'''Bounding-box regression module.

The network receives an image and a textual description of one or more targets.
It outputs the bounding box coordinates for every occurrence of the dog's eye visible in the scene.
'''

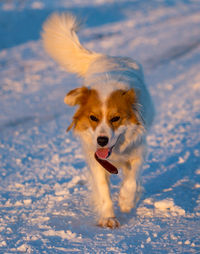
[90,115,99,122]
[110,116,120,123]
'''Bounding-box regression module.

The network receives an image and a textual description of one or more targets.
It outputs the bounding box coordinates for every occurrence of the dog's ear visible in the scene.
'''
[122,89,141,125]
[65,86,90,132]
[64,86,90,106]
[123,88,137,105]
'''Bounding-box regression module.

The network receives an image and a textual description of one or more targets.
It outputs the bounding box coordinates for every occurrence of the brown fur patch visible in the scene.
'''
[64,87,90,106]
[68,88,103,131]
[67,87,140,132]
[106,89,139,130]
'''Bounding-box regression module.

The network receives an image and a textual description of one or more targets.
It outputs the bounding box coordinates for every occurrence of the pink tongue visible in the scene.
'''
[96,148,109,159]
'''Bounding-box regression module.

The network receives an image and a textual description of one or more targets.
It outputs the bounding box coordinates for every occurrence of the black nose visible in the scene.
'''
[97,136,109,147]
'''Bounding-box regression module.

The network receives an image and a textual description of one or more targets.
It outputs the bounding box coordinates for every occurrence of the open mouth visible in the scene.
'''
[95,147,112,160]
[94,146,118,174]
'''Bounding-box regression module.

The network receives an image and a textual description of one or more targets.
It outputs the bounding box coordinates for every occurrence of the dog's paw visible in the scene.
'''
[98,217,120,229]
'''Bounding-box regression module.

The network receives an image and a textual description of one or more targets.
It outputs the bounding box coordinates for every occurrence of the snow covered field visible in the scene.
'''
[0,0,200,253]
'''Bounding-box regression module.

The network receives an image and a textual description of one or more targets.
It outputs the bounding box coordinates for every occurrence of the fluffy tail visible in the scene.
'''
[42,13,101,77]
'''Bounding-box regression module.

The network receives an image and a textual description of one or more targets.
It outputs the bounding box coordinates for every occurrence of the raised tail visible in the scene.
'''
[42,13,101,77]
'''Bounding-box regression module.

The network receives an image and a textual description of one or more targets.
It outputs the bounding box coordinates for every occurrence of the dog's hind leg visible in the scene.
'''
[119,157,143,213]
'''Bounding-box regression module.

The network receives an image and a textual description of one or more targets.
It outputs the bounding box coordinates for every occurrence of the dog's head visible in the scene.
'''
[64,86,143,158]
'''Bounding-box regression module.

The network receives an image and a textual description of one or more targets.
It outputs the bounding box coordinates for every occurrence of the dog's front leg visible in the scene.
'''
[119,157,143,213]
[89,157,120,228]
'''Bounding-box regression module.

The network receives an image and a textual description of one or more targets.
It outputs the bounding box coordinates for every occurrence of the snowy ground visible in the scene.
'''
[0,0,200,253]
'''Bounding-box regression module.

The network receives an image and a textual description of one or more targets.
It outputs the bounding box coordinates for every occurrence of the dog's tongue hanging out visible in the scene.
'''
[95,148,110,159]
[95,148,118,174]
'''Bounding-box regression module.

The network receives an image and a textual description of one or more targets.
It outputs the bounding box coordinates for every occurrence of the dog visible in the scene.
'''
[42,13,154,228]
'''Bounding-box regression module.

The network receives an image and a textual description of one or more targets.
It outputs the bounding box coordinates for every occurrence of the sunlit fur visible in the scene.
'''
[42,13,154,229]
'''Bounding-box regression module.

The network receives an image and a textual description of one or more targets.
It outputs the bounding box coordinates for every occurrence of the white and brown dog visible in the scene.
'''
[42,13,154,228]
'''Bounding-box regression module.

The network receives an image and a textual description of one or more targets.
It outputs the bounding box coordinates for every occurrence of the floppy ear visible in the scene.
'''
[123,88,137,105]
[64,86,90,132]
[123,89,141,125]
[64,86,90,106]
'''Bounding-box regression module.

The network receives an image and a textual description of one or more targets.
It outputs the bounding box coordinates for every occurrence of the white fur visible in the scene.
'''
[42,13,154,228]
[42,13,101,77]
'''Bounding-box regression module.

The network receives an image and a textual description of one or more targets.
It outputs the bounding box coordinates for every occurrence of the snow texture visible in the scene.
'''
[0,0,200,253]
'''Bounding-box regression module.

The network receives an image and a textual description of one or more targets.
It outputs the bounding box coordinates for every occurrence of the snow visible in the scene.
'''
[0,0,200,253]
